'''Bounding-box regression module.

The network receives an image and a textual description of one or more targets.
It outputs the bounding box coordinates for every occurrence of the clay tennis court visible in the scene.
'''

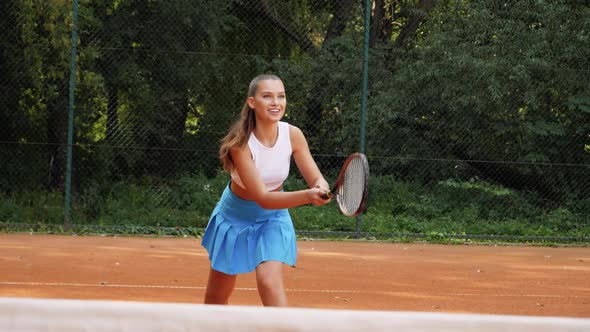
[1,233,588,318]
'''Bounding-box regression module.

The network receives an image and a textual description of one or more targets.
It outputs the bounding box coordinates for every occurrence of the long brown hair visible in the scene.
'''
[219,74,282,172]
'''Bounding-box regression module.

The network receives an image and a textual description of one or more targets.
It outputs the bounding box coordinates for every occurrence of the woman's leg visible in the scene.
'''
[255,261,288,307]
[204,268,237,304]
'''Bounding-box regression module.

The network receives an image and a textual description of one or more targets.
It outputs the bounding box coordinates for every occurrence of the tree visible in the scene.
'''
[13,0,75,190]
[80,0,232,177]
[0,0,21,143]
[369,0,590,202]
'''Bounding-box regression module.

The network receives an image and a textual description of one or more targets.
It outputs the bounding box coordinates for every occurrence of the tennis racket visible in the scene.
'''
[321,152,369,217]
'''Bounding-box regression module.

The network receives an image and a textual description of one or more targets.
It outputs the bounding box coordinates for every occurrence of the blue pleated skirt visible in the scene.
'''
[201,184,297,275]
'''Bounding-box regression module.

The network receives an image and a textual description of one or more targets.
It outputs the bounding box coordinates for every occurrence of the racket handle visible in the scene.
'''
[321,191,333,200]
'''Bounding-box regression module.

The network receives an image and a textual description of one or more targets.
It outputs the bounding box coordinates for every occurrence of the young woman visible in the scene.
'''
[201,74,331,307]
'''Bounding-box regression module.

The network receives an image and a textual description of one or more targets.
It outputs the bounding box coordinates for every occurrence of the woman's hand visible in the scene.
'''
[308,186,331,206]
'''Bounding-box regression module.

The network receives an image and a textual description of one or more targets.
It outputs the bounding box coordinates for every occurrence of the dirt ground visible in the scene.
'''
[0,233,588,317]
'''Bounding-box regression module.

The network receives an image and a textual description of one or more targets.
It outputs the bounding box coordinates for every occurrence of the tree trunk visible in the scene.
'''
[242,0,317,54]
[303,0,356,142]
[394,0,437,49]
[145,94,188,177]
[105,87,119,142]
[370,0,395,47]
[47,81,69,191]
[0,0,18,143]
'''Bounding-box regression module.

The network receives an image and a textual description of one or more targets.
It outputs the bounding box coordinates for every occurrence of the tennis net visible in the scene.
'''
[2,297,589,332]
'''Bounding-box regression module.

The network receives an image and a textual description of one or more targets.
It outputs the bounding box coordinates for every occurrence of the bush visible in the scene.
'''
[0,174,587,243]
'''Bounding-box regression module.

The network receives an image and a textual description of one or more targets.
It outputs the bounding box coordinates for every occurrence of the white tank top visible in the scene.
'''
[231,121,292,191]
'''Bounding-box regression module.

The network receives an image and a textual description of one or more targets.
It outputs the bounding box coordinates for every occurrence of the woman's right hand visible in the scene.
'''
[308,187,331,206]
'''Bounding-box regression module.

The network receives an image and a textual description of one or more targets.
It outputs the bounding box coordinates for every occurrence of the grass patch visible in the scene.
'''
[0,173,588,244]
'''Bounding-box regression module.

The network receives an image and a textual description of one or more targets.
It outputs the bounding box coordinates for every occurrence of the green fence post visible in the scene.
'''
[356,0,371,238]
[64,0,79,229]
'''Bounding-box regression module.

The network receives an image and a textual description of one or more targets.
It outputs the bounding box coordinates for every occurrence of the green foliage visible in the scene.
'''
[71,173,228,228]
[368,0,590,200]
[1,174,586,243]
[0,191,64,225]
[1,0,589,243]
[360,175,587,241]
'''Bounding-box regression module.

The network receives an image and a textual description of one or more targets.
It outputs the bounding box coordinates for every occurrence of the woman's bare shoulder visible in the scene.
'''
[288,123,305,139]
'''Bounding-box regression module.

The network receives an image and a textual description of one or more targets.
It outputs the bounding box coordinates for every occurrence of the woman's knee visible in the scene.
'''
[256,261,288,306]
[256,261,284,290]
[204,268,237,304]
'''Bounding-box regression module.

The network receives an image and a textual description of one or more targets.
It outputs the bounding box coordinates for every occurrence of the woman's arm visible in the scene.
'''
[230,144,328,209]
[290,125,330,192]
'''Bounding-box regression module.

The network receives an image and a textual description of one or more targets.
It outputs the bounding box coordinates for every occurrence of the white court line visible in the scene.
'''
[0,281,587,299]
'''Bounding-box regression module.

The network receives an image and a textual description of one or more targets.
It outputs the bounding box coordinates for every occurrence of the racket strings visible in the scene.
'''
[338,157,367,215]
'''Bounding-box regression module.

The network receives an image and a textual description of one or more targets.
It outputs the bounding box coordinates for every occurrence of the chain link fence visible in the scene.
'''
[1,0,589,243]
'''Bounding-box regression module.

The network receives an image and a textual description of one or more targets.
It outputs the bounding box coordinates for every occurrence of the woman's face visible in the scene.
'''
[247,79,286,124]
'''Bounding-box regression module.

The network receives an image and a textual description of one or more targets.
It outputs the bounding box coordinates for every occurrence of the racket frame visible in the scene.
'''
[323,152,369,217]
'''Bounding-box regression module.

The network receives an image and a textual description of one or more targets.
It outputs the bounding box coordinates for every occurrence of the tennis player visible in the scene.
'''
[201,74,331,306]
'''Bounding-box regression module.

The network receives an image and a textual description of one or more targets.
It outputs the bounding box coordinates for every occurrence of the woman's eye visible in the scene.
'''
[261,94,285,99]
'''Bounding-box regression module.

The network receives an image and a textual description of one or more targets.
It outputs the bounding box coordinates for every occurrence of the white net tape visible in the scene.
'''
[1,297,589,332]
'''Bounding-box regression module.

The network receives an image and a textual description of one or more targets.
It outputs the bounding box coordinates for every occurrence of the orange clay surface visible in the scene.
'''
[0,233,588,317]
